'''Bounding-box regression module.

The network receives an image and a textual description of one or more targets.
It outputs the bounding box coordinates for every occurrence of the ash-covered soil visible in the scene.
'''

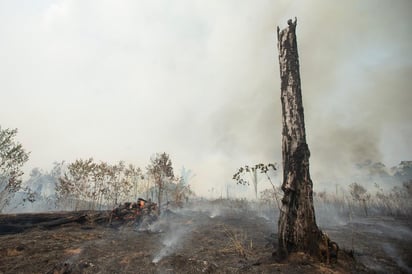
[0,201,410,274]
[323,217,412,274]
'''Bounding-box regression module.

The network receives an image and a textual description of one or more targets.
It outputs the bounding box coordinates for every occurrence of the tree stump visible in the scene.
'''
[277,18,331,261]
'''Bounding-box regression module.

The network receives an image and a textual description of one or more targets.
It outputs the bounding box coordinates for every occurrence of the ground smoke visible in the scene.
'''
[151,219,191,263]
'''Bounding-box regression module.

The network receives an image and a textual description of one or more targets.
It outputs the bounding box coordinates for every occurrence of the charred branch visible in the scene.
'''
[0,211,109,235]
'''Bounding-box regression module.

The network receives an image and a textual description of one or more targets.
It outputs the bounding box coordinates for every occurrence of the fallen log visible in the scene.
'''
[0,211,111,235]
[40,214,87,229]
[0,224,25,235]
[0,212,72,225]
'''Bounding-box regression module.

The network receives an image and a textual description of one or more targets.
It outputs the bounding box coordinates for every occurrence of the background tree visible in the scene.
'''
[106,161,126,207]
[108,161,135,207]
[91,161,111,210]
[174,166,195,205]
[20,164,63,211]
[56,158,143,210]
[56,158,96,210]
[349,182,370,216]
[124,164,144,201]
[147,152,174,213]
[260,188,281,209]
[169,176,193,207]
[0,127,30,212]
[233,163,278,200]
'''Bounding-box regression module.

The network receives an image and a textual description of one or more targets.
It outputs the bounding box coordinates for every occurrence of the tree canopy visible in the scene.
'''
[0,127,30,212]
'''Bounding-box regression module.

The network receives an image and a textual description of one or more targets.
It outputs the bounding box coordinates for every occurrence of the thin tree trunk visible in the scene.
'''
[157,178,162,215]
[253,169,258,199]
[277,18,325,259]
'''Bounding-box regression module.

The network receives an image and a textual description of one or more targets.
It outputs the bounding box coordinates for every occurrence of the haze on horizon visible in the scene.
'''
[1,0,411,196]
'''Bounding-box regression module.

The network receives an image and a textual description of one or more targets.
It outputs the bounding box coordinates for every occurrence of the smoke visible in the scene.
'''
[149,196,279,263]
[349,218,412,273]
[152,221,190,264]
[206,0,412,193]
[0,0,411,196]
[150,208,208,264]
[382,243,412,273]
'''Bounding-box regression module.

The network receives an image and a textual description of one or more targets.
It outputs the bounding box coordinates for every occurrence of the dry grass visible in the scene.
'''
[64,248,82,255]
[5,248,24,257]
[221,225,253,259]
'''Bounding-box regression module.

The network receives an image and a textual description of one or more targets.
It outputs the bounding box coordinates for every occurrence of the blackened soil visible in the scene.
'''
[0,206,409,273]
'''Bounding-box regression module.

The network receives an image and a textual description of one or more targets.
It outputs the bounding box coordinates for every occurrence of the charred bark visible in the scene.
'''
[276,18,329,261]
[0,211,110,235]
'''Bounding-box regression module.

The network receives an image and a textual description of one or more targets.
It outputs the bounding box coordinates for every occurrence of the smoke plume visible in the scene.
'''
[0,0,410,195]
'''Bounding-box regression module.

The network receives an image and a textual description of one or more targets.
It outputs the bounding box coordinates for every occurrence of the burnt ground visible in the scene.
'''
[0,202,411,274]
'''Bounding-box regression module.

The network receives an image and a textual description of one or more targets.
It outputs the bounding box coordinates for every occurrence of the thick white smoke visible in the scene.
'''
[0,0,410,196]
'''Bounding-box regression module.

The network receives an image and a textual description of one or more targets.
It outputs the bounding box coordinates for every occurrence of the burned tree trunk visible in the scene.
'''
[276,18,327,260]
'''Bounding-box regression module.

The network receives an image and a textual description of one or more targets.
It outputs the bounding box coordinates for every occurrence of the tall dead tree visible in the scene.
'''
[276,18,330,260]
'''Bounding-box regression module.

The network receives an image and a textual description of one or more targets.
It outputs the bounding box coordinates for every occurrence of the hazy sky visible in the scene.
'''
[1,0,411,195]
